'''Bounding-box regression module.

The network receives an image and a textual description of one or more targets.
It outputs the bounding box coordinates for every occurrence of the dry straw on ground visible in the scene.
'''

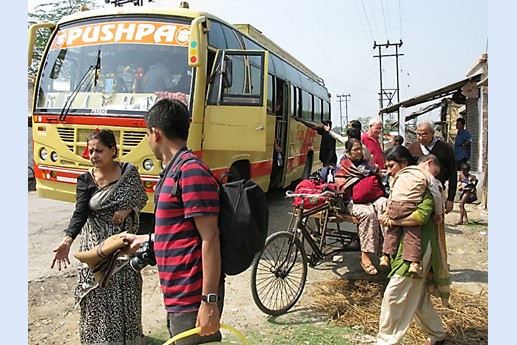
[310,278,487,345]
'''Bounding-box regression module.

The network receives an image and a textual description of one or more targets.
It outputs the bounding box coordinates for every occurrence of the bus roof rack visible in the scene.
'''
[105,0,153,6]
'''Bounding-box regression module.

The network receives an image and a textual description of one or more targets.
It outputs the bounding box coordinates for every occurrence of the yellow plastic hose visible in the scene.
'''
[162,323,251,345]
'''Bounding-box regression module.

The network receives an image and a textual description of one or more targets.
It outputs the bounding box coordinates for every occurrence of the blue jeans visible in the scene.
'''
[166,284,225,345]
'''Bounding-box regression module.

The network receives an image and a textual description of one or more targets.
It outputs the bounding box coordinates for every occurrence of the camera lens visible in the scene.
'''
[129,240,156,271]
[129,256,147,271]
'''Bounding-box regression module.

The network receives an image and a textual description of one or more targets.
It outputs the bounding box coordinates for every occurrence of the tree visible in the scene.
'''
[354,116,393,135]
[354,116,371,133]
[28,0,102,75]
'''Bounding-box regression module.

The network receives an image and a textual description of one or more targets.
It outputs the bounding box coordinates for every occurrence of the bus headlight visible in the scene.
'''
[39,148,48,161]
[143,159,154,171]
[50,151,58,162]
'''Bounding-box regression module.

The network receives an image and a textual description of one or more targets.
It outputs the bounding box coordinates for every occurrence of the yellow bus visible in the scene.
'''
[28,2,331,229]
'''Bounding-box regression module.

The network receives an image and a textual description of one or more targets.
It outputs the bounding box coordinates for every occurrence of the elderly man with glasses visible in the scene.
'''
[408,121,457,214]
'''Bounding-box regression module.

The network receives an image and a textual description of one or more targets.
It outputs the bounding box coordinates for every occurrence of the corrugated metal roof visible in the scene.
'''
[379,73,482,115]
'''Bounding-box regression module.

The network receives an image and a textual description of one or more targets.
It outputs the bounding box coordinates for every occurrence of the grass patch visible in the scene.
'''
[144,328,169,345]
[143,318,375,344]
[225,323,372,344]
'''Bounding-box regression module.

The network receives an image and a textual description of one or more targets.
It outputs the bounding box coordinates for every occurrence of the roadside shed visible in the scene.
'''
[379,54,488,208]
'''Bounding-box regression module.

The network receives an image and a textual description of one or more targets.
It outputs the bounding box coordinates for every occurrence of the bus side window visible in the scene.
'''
[266,74,274,114]
[275,78,284,117]
[291,84,297,118]
[208,52,260,105]
[205,50,217,97]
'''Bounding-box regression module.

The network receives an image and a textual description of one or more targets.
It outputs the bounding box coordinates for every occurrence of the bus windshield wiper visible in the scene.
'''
[93,49,101,86]
[59,49,101,121]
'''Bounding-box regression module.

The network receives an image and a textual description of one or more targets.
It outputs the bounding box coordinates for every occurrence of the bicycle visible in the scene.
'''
[250,187,361,316]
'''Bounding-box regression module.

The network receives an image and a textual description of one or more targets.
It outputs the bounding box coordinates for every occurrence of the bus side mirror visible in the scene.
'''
[222,57,232,88]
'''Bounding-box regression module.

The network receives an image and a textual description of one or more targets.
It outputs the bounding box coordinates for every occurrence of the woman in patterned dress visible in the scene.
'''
[51,129,148,344]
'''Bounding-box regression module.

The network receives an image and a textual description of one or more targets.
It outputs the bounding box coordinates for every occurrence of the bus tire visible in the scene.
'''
[229,160,250,181]
[301,151,313,180]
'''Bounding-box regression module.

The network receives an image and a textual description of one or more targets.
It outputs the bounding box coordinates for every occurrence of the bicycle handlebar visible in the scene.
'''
[285,187,346,199]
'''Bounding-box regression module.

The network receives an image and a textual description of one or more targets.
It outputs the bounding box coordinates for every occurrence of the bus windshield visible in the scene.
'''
[35,19,193,116]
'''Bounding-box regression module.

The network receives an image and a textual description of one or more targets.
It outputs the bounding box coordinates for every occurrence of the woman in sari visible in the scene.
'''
[51,129,148,345]
[335,138,388,275]
[376,146,450,345]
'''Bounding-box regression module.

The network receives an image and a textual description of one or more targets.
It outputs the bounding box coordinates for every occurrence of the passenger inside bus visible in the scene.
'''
[270,88,285,189]
[275,101,282,116]
[142,59,174,93]
[96,60,127,93]
[173,69,192,94]
[269,137,283,189]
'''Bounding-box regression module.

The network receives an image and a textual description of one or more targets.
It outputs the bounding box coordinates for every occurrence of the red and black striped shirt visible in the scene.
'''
[154,151,219,313]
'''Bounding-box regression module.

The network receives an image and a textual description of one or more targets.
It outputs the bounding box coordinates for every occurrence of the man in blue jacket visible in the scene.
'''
[454,117,473,170]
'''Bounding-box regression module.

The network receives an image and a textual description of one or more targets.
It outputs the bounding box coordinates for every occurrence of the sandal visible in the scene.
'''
[379,255,390,269]
[360,260,378,275]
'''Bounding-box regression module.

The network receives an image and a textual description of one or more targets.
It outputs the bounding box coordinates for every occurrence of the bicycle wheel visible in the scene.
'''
[250,231,308,315]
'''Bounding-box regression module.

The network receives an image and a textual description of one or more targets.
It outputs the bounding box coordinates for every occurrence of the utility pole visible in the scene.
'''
[343,93,351,128]
[336,94,347,133]
[373,40,403,128]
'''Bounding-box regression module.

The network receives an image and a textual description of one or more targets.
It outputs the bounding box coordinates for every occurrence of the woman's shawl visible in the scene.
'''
[335,156,378,191]
[86,162,148,241]
[427,220,451,307]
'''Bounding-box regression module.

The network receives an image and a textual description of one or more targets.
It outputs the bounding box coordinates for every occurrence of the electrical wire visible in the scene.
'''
[348,50,378,88]
[358,0,376,43]
[398,0,404,40]
[368,0,381,41]
[399,56,416,97]
[380,0,390,40]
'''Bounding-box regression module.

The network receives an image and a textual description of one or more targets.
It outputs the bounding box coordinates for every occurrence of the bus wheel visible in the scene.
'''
[301,152,313,180]
[229,161,250,181]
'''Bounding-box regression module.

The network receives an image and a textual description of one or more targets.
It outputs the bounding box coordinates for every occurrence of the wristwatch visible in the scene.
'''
[201,293,219,304]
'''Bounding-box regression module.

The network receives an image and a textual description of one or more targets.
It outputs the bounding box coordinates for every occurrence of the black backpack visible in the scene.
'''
[171,154,269,276]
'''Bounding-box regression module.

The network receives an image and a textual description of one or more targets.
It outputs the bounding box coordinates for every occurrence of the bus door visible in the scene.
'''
[274,78,288,187]
[203,50,269,151]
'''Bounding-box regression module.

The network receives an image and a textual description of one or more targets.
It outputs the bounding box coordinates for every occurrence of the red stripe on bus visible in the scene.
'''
[251,160,273,178]
[287,153,307,171]
[33,163,83,183]
[301,129,316,155]
[33,115,147,128]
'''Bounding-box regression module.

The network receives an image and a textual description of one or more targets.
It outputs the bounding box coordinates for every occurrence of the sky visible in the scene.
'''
[28,0,487,129]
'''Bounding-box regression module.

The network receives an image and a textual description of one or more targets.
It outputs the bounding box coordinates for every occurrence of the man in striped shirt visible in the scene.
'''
[123,99,224,344]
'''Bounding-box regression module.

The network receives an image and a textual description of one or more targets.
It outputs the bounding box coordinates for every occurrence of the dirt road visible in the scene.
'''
[28,189,488,344]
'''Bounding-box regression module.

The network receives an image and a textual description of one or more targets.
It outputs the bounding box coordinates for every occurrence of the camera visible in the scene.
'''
[129,239,157,271]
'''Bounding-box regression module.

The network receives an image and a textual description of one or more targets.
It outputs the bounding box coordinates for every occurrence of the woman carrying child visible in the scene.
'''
[376,145,450,345]
[379,153,444,278]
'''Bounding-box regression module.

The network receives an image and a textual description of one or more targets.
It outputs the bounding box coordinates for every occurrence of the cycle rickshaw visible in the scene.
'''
[249,185,362,316]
